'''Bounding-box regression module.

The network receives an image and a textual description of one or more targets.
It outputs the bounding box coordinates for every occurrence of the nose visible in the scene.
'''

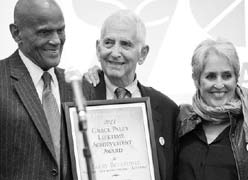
[49,32,61,45]
[214,78,225,89]
[111,44,121,59]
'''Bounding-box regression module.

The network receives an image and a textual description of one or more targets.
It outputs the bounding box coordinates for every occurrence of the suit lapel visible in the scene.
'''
[55,68,73,104]
[138,82,162,123]
[55,68,73,177]
[138,82,165,163]
[9,51,57,161]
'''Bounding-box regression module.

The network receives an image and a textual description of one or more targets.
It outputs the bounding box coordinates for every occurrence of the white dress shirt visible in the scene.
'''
[19,50,61,112]
[104,74,141,99]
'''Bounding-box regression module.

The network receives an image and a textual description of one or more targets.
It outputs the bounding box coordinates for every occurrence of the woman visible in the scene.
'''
[176,39,248,180]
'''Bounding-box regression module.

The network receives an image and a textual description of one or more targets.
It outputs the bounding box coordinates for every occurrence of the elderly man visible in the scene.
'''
[83,10,179,180]
[0,0,73,179]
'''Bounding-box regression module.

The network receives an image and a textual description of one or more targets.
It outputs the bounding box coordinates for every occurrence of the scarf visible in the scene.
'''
[192,85,248,142]
[193,90,241,124]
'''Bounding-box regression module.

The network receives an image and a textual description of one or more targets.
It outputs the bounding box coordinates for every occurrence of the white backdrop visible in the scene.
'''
[0,0,247,104]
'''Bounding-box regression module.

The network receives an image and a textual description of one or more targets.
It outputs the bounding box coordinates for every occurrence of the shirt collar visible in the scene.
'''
[18,50,57,86]
[104,74,139,95]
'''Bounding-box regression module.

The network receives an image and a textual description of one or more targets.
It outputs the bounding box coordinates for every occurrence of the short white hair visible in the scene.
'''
[100,10,146,45]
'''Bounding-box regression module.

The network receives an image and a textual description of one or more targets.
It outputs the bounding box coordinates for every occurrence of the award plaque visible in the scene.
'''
[64,97,160,180]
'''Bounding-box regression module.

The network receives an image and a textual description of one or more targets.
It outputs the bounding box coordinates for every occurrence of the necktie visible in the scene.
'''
[42,72,61,165]
[114,87,131,99]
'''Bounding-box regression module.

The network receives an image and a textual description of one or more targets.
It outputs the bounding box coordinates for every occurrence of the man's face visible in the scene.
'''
[97,20,146,86]
[18,6,65,70]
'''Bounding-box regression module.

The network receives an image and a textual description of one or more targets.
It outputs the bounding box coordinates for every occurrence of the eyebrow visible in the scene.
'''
[222,71,233,74]
[37,24,65,31]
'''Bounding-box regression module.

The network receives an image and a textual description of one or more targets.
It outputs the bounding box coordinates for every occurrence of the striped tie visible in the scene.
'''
[42,72,61,165]
[114,87,131,99]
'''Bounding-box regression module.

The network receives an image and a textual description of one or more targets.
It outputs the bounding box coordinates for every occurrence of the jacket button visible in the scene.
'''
[159,137,165,146]
[51,169,58,176]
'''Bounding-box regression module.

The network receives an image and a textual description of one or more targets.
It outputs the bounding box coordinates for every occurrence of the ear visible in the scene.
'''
[9,24,22,44]
[96,40,101,62]
[138,45,149,65]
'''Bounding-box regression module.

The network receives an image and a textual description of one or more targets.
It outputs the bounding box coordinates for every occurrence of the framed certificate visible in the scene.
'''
[64,97,160,180]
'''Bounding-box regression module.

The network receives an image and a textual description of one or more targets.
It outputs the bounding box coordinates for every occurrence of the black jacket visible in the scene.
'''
[82,71,179,180]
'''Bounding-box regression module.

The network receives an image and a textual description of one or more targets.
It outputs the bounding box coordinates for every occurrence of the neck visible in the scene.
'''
[110,78,130,87]
[109,75,135,87]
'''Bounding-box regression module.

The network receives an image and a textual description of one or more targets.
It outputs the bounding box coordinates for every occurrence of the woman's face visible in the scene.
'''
[199,53,237,107]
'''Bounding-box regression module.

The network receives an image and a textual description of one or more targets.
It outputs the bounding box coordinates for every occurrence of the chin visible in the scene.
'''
[43,61,60,70]
[105,69,124,78]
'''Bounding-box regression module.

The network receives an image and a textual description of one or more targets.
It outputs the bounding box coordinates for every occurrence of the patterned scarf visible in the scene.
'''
[192,90,241,124]
[192,85,248,142]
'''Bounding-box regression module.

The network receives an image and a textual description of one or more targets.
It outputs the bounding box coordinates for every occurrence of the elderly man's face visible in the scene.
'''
[96,20,145,86]
[18,5,65,70]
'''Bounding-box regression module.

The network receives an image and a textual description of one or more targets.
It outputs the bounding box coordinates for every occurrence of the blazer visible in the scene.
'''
[82,71,179,180]
[0,51,73,180]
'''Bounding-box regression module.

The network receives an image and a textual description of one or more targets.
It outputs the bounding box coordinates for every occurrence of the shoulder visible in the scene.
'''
[0,52,19,75]
[0,58,9,70]
[82,70,104,87]
[54,67,65,76]
[82,74,99,100]
[178,104,195,121]
[0,52,17,66]
[139,83,178,110]
[54,67,67,83]
[82,75,94,89]
[177,104,201,137]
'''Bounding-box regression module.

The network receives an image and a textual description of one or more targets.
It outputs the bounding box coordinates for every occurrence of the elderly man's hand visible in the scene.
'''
[83,65,101,87]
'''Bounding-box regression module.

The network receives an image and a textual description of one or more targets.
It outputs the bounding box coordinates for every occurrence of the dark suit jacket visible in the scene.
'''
[0,51,73,180]
[82,71,179,180]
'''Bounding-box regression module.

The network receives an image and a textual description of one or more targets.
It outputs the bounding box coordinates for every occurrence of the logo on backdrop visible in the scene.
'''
[190,0,246,47]
[190,0,248,85]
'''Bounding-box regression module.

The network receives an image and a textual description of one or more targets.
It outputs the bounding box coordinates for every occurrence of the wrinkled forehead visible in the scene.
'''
[32,9,64,27]
[101,17,138,40]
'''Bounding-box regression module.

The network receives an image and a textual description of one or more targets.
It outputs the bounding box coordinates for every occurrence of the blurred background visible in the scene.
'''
[0,0,247,104]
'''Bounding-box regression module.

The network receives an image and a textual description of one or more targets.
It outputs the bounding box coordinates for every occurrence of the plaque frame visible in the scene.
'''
[63,97,160,180]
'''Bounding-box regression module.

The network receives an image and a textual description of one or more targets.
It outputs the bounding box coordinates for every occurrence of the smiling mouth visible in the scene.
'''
[212,92,226,97]
[106,60,125,65]
[44,49,60,57]
[45,49,59,53]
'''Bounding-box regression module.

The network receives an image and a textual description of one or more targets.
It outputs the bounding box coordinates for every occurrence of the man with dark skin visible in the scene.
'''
[0,0,73,179]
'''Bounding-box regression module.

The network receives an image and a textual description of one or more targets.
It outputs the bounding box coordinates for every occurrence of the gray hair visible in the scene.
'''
[191,39,240,86]
[100,10,146,45]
